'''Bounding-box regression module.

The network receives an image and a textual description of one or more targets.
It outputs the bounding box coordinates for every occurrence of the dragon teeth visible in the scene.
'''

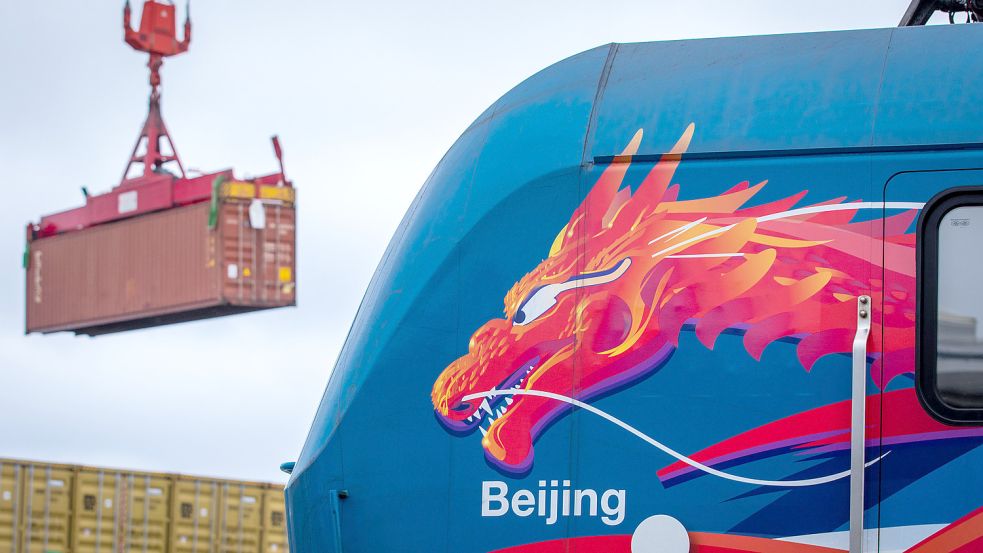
[472,387,522,439]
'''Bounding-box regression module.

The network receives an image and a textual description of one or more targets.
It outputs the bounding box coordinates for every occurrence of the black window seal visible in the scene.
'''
[917,185,983,425]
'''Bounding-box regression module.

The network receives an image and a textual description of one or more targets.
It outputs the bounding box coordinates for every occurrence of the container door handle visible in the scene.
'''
[849,296,872,553]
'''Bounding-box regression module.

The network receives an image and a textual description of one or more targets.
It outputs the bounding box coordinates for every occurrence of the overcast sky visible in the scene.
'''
[0,0,932,484]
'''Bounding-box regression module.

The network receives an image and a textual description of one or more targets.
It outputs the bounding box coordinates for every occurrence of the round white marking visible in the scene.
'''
[631,514,689,553]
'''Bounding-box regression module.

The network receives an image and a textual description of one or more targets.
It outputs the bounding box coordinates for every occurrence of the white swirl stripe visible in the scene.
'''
[666,253,745,259]
[756,201,924,223]
[650,201,924,259]
[463,389,887,488]
[648,217,707,245]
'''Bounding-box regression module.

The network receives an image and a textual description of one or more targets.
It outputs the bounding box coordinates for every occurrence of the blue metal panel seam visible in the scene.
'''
[580,43,620,166]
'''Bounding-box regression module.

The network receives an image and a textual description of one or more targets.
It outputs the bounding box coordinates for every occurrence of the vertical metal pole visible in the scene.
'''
[143,476,150,553]
[112,473,120,553]
[96,471,104,553]
[24,466,32,553]
[42,467,50,553]
[210,482,218,553]
[11,465,20,553]
[191,481,199,553]
[274,206,281,304]
[238,203,244,303]
[259,212,266,304]
[0,462,6,553]
[237,485,244,553]
[119,473,130,553]
[127,475,134,553]
[850,296,872,553]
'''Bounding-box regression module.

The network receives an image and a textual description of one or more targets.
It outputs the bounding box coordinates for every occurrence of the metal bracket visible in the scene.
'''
[849,296,872,553]
[329,489,349,553]
[900,0,983,25]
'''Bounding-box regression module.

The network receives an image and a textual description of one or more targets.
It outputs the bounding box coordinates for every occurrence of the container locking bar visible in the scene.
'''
[850,295,872,553]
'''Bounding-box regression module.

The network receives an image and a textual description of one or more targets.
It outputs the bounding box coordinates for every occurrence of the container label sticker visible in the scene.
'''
[200,507,208,517]
[228,264,238,279]
[278,267,292,283]
[104,498,113,509]
[2,490,10,501]
[118,190,138,214]
[248,198,266,229]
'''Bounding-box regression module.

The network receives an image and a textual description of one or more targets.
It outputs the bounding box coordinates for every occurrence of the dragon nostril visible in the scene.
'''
[450,402,472,412]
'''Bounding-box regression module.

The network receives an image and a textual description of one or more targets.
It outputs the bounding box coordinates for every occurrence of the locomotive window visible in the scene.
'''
[919,190,983,424]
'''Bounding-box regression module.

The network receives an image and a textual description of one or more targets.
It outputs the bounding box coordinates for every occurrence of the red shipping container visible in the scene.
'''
[25,191,296,336]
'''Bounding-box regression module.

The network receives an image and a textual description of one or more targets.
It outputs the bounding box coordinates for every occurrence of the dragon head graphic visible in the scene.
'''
[431,124,916,473]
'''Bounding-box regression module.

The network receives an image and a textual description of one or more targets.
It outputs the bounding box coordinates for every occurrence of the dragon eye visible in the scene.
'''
[513,286,554,327]
[512,258,632,327]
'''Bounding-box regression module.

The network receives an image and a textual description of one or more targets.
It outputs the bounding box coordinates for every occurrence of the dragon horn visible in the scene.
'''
[635,123,695,206]
[566,129,644,241]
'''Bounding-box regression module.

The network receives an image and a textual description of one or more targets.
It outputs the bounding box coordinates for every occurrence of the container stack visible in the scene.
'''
[0,458,288,553]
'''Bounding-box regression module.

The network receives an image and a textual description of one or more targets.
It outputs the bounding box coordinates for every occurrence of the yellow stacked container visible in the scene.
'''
[0,459,287,553]
[72,468,123,553]
[169,478,220,553]
[73,468,172,553]
[124,473,172,553]
[216,482,263,553]
[258,487,287,553]
[21,462,73,553]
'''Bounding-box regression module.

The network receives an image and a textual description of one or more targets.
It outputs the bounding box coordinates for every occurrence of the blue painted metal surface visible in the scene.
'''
[287,24,983,553]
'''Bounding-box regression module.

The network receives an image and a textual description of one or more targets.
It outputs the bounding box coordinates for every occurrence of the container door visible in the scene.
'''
[879,169,983,551]
[0,463,20,553]
[22,464,72,553]
[260,487,288,553]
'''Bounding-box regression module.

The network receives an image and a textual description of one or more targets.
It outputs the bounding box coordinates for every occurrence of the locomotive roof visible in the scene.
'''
[468,24,983,161]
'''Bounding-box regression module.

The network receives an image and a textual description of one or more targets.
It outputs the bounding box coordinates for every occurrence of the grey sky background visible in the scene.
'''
[0,0,929,484]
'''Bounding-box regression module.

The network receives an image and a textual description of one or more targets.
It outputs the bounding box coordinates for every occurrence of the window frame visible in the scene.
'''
[917,186,983,425]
